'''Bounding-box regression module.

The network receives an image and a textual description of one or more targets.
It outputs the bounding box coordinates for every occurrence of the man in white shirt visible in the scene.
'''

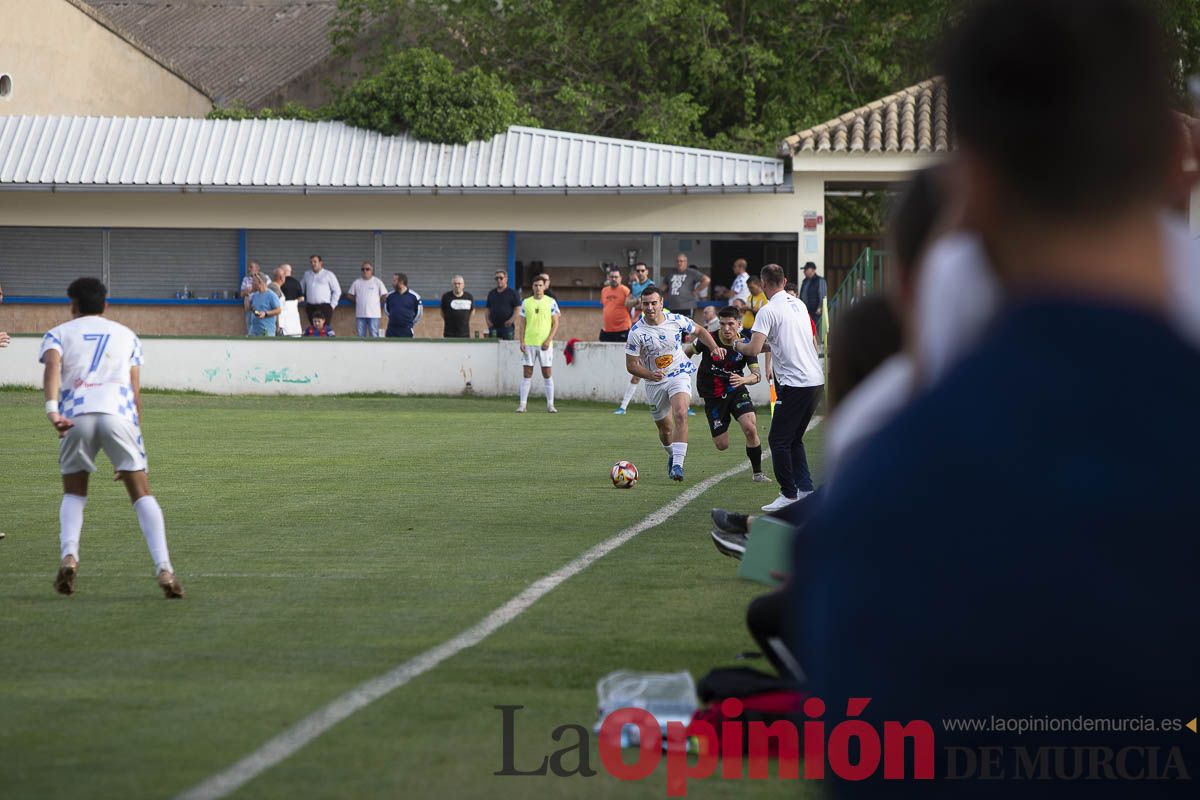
[347,261,388,338]
[625,284,726,481]
[733,264,825,510]
[301,254,342,329]
[39,277,184,599]
[729,258,751,306]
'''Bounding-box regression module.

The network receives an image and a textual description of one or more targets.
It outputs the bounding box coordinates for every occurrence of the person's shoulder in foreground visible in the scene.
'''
[796,301,1200,786]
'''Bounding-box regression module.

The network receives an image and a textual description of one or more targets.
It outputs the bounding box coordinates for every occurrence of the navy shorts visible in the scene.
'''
[703,388,755,438]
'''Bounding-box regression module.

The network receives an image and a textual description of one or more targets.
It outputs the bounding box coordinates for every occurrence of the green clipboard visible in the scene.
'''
[736,516,795,586]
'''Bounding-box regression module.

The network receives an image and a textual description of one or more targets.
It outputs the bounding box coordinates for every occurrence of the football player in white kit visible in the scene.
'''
[625,285,726,481]
[40,278,184,599]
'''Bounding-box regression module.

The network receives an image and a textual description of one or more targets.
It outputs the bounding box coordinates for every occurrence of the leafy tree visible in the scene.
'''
[209,49,534,144]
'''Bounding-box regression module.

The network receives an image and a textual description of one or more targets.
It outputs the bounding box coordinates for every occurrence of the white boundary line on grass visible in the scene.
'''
[175,417,822,800]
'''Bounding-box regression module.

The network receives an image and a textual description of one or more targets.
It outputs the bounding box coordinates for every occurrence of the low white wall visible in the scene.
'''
[0,337,774,407]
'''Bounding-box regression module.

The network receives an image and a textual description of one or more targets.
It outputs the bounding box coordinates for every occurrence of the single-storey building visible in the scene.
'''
[0,116,803,337]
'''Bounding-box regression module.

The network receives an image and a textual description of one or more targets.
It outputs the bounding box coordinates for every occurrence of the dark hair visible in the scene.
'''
[785,282,798,295]
[310,254,323,262]
[760,263,786,288]
[639,284,661,299]
[67,277,107,315]
[826,296,903,412]
[634,262,648,270]
[941,0,1172,220]
[717,306,740,320]
[394,272,408,285]
[888,166,946,284]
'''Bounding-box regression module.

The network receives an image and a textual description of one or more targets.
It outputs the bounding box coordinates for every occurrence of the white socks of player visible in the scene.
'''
[519,377,532,407]
[60,494,87,561]
[544,378,555,408]
[671,442,688,467]
[620,381,637,410]
[134,495,173,574]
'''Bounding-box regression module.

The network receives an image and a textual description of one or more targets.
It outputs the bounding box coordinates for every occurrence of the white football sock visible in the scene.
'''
[620,382,637,409]
[134,495,173,573]
[544,378,555,407]
[60,494,87,561]
[518,378,531,406]
[671,442,688,466]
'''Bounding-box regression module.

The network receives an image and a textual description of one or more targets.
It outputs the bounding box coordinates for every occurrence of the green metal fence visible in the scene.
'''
[825,246,887,333]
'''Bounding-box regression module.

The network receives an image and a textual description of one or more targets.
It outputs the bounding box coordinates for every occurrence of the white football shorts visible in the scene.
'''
[521,344,554,368]
[59,413,148,475]
[645,373,693,421]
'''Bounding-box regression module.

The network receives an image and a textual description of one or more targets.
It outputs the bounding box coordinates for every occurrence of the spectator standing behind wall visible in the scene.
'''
[384,273,422,338]
[729,258,751,306]
[600,267,632,341]
[665,254,709,317]
[486,270,521,339]
[247,273,281,337]
[301,255,341,328]
[348,261,388,338]
[240,260,265,334]
[275,265,303,337]
[440,275,474,338]
[0,280,7,348]
[799,262,826,335]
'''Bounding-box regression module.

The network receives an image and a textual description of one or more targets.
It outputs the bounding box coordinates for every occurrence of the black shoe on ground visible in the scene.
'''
[710,529,748,560]
[711,508,750,535]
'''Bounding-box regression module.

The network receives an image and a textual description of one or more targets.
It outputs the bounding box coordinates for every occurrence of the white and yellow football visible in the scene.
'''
[610,461,638,489]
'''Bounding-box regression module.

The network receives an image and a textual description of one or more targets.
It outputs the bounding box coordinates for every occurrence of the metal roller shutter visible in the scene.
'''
[0,227,102,297]
[379,231,507,301]
[246,230,375,291]
[109,229,240,299]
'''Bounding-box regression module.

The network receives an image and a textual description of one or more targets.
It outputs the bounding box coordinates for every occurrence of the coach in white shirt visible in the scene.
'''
[301,255,342,328]
[733,263,825,511]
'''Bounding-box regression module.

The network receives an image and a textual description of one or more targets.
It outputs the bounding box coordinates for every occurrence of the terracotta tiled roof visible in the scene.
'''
[83,1,342,107]
[780,78,951,156]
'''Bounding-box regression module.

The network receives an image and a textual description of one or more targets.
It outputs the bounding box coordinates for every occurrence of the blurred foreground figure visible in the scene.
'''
[796,1,1200,796]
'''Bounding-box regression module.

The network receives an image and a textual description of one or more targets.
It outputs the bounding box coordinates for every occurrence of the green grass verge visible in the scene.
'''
[0,391,824,799]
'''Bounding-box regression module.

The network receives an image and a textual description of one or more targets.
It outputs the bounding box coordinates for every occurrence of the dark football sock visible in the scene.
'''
[747,445,763,473]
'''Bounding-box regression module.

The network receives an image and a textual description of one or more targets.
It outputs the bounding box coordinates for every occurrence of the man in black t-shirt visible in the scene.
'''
[440,275,474,338]
[486,270,521,339]
[684,306,768,481]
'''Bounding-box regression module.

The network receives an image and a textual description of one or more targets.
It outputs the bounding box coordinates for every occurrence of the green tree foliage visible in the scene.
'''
[209,49,534,143]
[331,0,955,154]
[334,49,536,141]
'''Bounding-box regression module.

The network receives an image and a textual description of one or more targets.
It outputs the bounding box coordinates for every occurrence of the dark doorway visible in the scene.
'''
[710,239,799,293]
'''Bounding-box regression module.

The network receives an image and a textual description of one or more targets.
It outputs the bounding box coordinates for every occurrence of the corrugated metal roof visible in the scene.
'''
[0,118,788,194]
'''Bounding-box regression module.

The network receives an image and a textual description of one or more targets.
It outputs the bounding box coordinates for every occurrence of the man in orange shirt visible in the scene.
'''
[599,267,632,342]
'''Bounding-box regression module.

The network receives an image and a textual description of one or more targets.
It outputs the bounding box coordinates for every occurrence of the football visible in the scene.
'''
[610,461,638,489]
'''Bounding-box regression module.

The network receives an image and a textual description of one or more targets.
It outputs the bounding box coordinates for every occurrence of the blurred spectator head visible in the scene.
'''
[310,255,324,271]
[942,0,1172,232]
[281,263,293,277]
[826,295,903,412]
[747,276,763,295]
[732,258,748,274]
[393,272,408,290]
[675,254,689,271]
[251,272,268,291]
[887,165,948,325]
[802,262,817,276]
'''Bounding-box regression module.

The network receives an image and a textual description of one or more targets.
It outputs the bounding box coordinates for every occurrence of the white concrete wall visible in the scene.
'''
[0,337,777,407]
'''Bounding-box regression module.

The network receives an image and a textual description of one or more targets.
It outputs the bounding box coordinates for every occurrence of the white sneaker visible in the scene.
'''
[751,472,771,483]
[515,405,527,413]
[547,406,558,413]
[761,494,799,512]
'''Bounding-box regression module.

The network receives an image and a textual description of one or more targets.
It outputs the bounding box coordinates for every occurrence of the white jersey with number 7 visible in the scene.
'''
[39,317,144,424]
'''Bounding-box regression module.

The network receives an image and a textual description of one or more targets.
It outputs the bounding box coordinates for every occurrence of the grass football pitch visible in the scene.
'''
[0,390,823,800]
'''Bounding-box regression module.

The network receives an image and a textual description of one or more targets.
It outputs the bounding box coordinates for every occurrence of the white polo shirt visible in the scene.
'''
[751,291,823,388]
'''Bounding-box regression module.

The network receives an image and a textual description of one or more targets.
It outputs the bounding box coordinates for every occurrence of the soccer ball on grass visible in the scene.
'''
[610,461,638,488]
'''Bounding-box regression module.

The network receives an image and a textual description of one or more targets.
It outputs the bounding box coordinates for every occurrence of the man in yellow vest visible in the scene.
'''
[515,275,562,413]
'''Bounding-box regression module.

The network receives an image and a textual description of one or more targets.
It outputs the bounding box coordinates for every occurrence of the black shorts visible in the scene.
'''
[599,329,630,343]
[703,389,755,437]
